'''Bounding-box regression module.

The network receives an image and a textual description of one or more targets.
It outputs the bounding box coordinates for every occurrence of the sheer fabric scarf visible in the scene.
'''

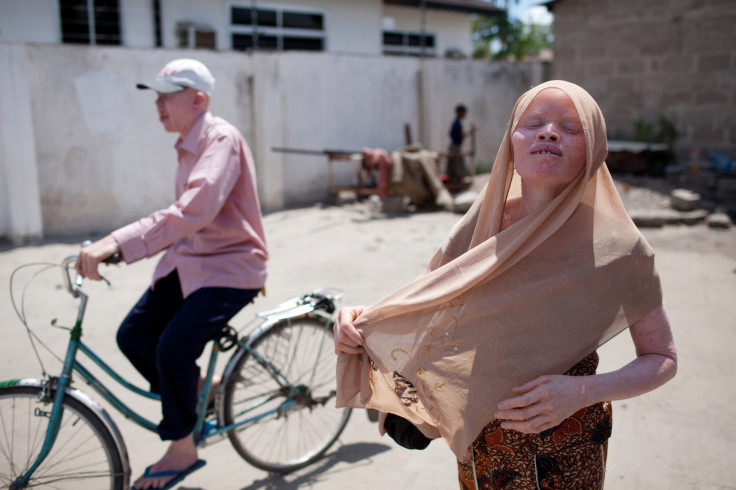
[335,80,662,461]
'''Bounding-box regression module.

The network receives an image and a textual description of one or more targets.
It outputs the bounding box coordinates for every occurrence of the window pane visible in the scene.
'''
[383,31,403,46]
[232,33,253,50]
[282,11,323,30]
[231,7,253,25]
[283,36,323,51]
[231,7,276,27]
[94,0,121,45]
[256,9,277,27]
[232,33,277,50]
[60,0,90,44]
[408,34,422,46]
[258,34,278,49]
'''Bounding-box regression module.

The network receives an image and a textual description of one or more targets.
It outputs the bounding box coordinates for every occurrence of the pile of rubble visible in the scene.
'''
[615,176,732,229]
[351,173,734,230]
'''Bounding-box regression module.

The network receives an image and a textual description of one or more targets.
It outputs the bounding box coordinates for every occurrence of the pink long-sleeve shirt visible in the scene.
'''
[112,111,268,298]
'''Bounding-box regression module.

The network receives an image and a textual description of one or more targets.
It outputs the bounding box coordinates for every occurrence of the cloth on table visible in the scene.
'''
[388,145,453,210]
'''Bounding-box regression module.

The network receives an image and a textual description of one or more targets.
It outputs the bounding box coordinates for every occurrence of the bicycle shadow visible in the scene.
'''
[184,441,389,490]
[240,441,392,489]
[174,441,391,490]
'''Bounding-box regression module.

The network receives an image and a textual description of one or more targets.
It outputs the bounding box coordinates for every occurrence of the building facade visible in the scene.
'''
[0,0,503,58]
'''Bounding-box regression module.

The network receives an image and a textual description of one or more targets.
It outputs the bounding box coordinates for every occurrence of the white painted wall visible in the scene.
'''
[0,41,545,240]
[0,42,43,242]
[269,52,421,204]
[122,0,156,47]
[0,0,59,44]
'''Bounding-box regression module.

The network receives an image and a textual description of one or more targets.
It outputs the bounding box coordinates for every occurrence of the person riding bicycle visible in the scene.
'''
[75,58,268,490]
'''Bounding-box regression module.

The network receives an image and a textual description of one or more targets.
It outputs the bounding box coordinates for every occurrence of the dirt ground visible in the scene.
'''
[1,192,735,489]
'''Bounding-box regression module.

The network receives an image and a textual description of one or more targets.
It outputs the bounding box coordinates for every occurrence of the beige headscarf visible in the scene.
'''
[336,80,662,461]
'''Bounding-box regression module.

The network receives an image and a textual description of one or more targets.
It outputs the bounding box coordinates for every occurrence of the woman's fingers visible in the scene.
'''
[334,306,366,354]
[494,375,586,434]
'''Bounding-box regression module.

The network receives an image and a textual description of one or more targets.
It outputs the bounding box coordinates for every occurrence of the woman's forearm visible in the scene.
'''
[580,351,677,407]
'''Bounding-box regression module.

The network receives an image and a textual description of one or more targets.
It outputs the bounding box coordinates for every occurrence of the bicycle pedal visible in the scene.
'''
[202,419,217,435]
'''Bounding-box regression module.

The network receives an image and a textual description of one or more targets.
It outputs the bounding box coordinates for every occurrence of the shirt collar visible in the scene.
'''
[176,110,211,155]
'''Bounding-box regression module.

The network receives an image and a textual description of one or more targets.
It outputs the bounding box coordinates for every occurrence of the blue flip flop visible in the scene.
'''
[131,459,206,490]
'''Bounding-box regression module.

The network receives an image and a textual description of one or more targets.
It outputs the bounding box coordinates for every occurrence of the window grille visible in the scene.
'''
[59,0,121,45]
[382,30,436,57]
[231,5,324,52]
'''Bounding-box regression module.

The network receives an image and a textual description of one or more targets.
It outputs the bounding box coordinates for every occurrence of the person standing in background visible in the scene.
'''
[446,104,476,185]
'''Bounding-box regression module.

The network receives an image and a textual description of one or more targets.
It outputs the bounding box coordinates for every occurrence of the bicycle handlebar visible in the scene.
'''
[61,245,122,298]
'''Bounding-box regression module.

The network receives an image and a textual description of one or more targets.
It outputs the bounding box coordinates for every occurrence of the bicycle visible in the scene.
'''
[0,252,352,489]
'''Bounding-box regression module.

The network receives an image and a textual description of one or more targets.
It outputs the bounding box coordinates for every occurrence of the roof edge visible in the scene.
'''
[384,0,506,16]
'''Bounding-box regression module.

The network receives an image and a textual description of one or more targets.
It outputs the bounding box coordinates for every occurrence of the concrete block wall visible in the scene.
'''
[551,0,736,161]
[0,42,544,240]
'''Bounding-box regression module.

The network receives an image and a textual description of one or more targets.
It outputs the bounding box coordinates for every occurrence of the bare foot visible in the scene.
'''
[132,435,198,489]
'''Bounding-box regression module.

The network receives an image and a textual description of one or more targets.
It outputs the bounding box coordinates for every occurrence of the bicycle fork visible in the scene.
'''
[11,323,83,488]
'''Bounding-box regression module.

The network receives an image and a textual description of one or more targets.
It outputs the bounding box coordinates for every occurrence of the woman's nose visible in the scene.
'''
[536,124,559,141]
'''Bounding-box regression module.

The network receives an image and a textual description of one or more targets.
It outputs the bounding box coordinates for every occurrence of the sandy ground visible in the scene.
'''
[1,194,735,489]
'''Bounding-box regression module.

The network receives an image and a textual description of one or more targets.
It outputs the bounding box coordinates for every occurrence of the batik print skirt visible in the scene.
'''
[457,352,612,490]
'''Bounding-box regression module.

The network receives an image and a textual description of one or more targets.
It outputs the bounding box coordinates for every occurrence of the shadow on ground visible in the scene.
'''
[174,441,391,490]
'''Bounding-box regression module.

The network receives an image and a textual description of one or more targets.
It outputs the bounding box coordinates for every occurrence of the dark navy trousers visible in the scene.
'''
[116,270,259,441]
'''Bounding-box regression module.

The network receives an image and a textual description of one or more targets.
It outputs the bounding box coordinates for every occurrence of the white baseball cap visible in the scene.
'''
[137,58,215,95]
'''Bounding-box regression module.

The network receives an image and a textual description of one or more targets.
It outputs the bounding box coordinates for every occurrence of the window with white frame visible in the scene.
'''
[230,4,325,52]
[59,0,121,45]
[382,30,436,57]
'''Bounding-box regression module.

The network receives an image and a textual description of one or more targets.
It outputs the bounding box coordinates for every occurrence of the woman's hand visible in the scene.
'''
[494,374,588,434]
[333,306,366,355]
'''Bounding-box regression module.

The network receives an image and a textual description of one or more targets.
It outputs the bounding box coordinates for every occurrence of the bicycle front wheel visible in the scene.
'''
[0,385,126,489]
[223,315,351,473]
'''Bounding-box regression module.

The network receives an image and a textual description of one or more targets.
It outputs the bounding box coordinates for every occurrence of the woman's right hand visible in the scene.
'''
[74,235,121,281]
[334,306,366,355]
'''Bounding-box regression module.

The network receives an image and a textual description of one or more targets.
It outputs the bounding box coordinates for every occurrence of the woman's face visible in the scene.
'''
[511,88,587,192]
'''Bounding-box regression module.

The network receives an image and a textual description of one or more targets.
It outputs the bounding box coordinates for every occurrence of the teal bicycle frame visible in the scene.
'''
[10,255,335,489]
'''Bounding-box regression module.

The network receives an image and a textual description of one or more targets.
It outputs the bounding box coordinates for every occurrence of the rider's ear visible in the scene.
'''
[193,90,209,110]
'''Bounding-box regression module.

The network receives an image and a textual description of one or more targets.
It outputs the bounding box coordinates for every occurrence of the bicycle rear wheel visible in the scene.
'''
[0,385,126,489]
[223,315,351,473]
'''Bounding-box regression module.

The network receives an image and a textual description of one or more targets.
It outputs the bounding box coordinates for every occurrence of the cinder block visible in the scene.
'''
[629,210,665,228]
[670,188,701,211]
[707,212,732,229]
[680,209,709,225]
[336,191,357,206]
[381,194,405,214]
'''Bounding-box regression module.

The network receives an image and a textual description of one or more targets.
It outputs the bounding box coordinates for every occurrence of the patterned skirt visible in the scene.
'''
[457,352,612,490]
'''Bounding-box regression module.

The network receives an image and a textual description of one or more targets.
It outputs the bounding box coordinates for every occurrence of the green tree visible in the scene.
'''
[472,14,552,60]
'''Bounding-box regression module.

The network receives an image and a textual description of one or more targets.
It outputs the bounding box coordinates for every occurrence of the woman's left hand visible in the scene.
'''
[494,375,587,434]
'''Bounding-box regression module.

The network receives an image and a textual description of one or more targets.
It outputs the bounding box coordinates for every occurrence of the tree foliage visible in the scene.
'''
[472,14,552,60]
